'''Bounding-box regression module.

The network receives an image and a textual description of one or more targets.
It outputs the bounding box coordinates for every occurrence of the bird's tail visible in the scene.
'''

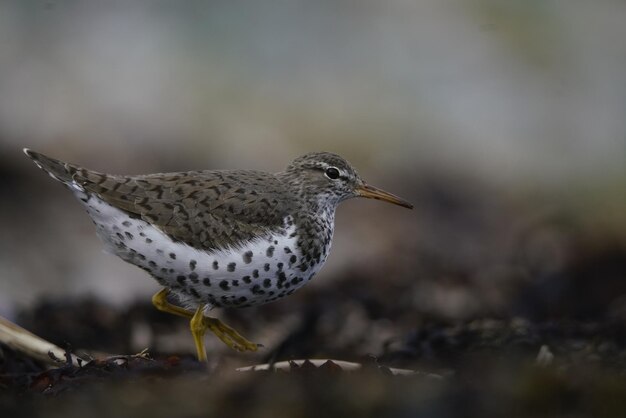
[23,148,80,185]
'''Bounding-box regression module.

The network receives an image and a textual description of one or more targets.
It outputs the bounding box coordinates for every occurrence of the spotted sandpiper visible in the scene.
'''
[24,149,412,361]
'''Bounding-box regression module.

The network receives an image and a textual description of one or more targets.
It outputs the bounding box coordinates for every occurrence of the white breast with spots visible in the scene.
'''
[78,193,330,310]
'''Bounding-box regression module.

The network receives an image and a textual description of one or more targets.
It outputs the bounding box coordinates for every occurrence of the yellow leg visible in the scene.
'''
[190,307,208,362]
[151,289,259,361]
[151,288,194,318]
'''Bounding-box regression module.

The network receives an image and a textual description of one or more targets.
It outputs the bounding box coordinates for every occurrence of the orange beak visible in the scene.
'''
[355,183,413,209]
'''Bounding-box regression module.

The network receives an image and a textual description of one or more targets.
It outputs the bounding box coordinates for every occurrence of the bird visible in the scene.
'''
[24,149,413,361]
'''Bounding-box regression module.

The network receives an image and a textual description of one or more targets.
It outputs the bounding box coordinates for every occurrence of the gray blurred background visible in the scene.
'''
[1,0,625,337]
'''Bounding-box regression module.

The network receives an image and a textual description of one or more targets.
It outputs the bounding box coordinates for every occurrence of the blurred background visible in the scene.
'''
[1,0,626,367]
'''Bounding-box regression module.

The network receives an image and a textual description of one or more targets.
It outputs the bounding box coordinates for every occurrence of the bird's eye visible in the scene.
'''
[325,167,340,180]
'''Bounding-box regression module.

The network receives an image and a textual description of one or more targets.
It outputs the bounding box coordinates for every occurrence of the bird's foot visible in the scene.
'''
[204,317,260,352]
[190,308,260,361]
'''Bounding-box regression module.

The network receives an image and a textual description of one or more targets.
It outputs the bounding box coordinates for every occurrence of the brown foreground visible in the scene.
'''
[2,297,626,418]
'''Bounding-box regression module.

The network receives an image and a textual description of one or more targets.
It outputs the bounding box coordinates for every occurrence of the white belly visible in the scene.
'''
[80,194,329,310]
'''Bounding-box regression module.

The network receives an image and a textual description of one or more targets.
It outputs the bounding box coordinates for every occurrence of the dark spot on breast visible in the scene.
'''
[231,280,239,287]
[189,260,197,270]
[252,269,259,278]
[203,278,211,286]
[148,261,157,267]
[169,253,176,260]
[145,238,153,244]
[116,232,124,240]
[213,261,219,270]
[277,262,283,270]
[284,247,292,254]
[289,255,297,264]
[177,275,186,285]
[242,276,251,284]
[238,296,247,303]
[122,221,131,227]
[266,246,275,257]
[124,232,134,240]
[189,272,199,283]
[156,249,164,255]
[263,279,272,288]
[243,251,253,264]
[264,263,270,272]
[227,262,236,272]
[219,280,230,290]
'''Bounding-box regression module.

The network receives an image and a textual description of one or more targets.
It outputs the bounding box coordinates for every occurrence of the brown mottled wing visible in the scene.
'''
[73,169,292,250]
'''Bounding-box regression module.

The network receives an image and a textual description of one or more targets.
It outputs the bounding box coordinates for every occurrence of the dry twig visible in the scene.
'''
[0,315,85,366]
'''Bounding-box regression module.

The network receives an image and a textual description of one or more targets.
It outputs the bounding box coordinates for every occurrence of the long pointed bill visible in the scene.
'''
[355,183,414,209]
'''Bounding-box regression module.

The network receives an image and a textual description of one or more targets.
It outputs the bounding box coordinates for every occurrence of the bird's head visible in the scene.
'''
[283,152,413,209]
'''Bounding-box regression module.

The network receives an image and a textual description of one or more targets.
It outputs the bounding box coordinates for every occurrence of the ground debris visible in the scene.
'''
[0,343,204,396]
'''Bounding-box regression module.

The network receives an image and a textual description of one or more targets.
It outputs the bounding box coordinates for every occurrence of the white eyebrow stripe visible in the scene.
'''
[306,161,353,182]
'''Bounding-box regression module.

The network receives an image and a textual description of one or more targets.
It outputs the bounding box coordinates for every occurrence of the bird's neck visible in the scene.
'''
[305,195,337,219]
[276,170,338,245]
[276,170,340,219]
[291,200,336,267]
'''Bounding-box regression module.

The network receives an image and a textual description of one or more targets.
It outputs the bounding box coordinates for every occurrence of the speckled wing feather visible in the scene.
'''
[80,170,294,251]
[25,150,292,251]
